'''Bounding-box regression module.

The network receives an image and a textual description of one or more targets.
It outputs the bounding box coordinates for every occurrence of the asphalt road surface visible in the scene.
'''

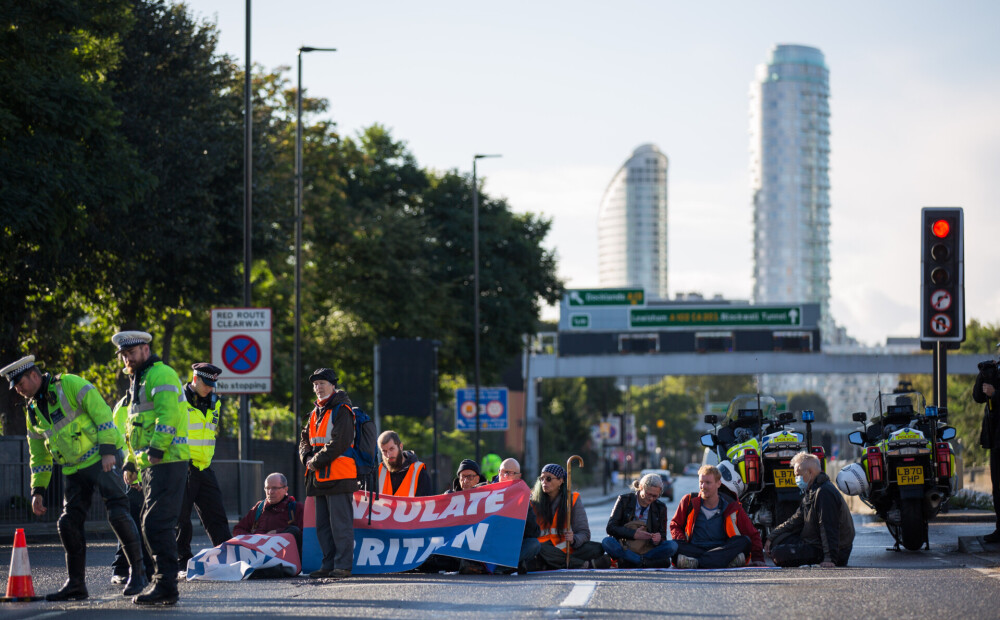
[2,475,998,619]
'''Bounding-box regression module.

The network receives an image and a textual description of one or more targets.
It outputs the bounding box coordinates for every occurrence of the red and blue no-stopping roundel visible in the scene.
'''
[222,335,262,374]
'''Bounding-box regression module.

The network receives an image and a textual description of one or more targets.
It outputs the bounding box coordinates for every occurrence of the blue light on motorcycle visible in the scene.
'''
[801,410,815,422]
[926,405,938,418]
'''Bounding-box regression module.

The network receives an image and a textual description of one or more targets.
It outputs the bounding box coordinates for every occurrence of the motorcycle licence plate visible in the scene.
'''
[773,469,796,488]
[897,466,924,485]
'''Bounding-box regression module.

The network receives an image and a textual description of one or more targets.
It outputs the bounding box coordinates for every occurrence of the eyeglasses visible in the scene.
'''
[642,491,661,500]
[459,474,479,482]
[538,475,559,482]
[264,486,287,491]
[500,470,521,477]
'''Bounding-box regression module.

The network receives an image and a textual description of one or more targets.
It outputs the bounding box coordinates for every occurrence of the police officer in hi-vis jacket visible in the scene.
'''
[1,355,145,600]
[113,331,189,605]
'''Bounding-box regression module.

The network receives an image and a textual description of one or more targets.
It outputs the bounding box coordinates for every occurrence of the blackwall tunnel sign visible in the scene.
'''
[629,306,802,329]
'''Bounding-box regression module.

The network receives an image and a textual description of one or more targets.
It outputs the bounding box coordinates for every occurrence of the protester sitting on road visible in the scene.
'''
[765,452,854,567]
[448,459,487,493]
[377,431,432,497]
[669,465,765,569]
[233,473,305,559]
[529,463,610,570]
[493,458,541,574]
[602,473,677,568]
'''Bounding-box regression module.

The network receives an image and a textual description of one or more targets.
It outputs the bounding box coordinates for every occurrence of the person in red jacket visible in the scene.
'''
[233,473,304,556]
[669,465,765,569]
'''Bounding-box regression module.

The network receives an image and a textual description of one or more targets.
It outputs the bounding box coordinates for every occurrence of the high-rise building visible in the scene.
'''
[597,144,669,299]
[750,44,834,339]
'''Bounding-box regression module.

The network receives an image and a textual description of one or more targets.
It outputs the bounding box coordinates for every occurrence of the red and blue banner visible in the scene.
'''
[302,480,531,574]
[186,533,300,581]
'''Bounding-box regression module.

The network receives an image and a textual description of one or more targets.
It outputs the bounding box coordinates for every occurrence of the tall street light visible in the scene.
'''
[472,153,501,463]
[294,46,336,430]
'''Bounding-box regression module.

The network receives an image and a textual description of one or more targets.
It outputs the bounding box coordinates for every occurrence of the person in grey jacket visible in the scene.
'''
[765,452,854,567]
[529,463,610,570]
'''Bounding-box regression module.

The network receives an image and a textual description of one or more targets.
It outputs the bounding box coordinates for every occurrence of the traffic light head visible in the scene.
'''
[920,207,964,343]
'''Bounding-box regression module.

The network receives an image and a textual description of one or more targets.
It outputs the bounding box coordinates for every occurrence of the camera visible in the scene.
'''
[978,360,1000,386]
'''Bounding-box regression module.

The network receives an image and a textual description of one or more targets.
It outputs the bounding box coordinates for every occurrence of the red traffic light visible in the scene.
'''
[932,219,950,238]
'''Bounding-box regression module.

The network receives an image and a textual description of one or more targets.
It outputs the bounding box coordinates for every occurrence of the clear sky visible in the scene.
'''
[187,1,1000,346]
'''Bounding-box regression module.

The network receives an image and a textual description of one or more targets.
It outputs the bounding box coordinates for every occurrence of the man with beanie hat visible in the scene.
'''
[449,459,487,492]
[299,368,356,579]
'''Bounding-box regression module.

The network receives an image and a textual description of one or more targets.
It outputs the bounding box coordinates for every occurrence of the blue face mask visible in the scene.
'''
[795,475,809,492]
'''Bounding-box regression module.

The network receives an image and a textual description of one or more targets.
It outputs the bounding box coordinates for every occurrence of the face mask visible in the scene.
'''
[795,475,809,492]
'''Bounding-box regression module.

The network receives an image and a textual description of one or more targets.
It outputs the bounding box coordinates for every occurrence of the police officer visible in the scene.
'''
[0,356,145,600]
[176,362,231,572]
[114,331,189,605]
[109,387,154,585]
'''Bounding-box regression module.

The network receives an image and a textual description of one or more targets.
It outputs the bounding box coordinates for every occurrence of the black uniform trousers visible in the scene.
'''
[60,459,137,581]
[176,464,232,564]
[991,447,1000,528]
[112,484,155,580]
[140,460,187,588]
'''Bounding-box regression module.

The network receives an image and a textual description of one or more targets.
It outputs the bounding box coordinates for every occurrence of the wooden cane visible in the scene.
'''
[565,455,584,568]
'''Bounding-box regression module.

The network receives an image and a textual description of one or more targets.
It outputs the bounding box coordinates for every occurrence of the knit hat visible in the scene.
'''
[309,368,338,385]
[456,459,480,476]
[541,463,566,480]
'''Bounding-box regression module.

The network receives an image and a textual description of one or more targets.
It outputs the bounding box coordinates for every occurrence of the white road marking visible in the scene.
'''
[972,567,1000,580]
[560,581,597,608]
[25,612,65,620]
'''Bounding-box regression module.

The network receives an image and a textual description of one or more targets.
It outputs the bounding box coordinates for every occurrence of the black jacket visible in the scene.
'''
[298,391,356,496]
[973,372,1000,448]
[605,491,668,541]
[769,472,855,565]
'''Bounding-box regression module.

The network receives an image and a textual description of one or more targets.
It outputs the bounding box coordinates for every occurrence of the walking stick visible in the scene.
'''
[565,455,584,568]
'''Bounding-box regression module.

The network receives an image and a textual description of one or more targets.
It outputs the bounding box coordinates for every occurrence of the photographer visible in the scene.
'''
[973,353,1000,543]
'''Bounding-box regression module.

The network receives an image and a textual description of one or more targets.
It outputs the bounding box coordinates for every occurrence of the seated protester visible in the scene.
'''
[669,465,765,569]
[377,431,432,497]
[495,458,540,574]
[421,459,487,573]
[233,473,305,558]
[765,452,854,568]
[448,458,487,492]
[530,463,610,570]
[602,473,677,568]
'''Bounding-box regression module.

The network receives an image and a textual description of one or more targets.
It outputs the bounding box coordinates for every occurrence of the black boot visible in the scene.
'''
[132,580,178,606]
[983,530,1000,544]
[111,512,146,597]
[46,548,88,601]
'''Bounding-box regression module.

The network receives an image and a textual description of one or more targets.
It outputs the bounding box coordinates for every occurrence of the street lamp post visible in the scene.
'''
[472,153,501,463]
[294,46,336,432]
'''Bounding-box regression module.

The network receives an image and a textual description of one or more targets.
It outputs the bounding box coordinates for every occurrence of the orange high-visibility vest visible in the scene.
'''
[683,496,740,541]
[537,492,579,553]
[377,461,425,497]
[307,403,356,483]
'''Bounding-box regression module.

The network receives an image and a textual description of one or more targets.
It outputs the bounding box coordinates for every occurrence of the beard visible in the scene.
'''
[385,452,405,472]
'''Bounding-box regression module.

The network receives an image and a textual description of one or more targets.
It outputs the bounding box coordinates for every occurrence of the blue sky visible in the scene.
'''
[188,1,1000,346]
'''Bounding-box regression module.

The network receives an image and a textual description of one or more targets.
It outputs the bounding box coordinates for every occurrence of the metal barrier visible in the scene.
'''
[1,459,264,525]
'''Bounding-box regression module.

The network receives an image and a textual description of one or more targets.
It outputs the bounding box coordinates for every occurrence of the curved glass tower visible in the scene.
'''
[750,44,833,338]
[597,143,669,299]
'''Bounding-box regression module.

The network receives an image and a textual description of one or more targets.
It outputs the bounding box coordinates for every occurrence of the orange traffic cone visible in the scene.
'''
[1,528,41,602]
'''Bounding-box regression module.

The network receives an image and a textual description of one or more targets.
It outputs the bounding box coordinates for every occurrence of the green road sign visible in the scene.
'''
[630,306,802,328]
[567,288,644,306]
[569,313,591,328]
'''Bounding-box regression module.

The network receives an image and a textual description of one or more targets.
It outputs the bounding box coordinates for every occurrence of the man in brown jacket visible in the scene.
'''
[298,368,356,579]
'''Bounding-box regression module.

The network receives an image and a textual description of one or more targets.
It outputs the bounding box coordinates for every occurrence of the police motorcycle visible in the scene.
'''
[836,385,957,551]
[700,394,825,539]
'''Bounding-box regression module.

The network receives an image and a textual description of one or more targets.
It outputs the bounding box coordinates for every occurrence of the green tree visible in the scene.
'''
[787,391,830,423]
[0,0,146,433]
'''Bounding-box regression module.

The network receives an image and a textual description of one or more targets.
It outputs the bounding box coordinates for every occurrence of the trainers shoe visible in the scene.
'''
[327,568,352,579]
[591,555,612,569]
[675,554,699,569]
[110,574,128,585]
[727,553,746,568]
[309,568,332,578]
[459,561,487,575]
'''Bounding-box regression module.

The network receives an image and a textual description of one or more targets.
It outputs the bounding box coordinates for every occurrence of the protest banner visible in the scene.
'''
[186,533,300,581]
[301,480,531,574]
